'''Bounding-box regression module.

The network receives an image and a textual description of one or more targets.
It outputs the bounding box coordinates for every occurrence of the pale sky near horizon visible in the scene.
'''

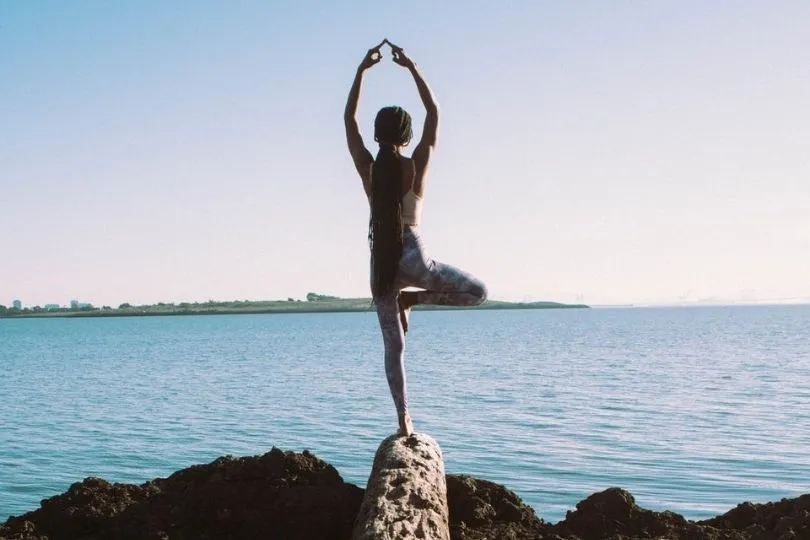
[2,1,809,308]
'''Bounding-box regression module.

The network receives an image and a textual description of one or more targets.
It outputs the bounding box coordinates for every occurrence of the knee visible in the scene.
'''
[474,281,488,305]
[384,339,405,382]
[383,335,404,358]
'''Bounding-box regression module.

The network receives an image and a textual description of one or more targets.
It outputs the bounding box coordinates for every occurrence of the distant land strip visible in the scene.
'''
[0,294,589,319]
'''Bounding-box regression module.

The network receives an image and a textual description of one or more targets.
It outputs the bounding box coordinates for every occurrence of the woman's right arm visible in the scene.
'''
[390,43,439,193]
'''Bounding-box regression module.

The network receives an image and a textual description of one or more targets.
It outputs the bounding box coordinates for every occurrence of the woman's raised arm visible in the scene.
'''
[344,41,385,194]
[388,42,439,192]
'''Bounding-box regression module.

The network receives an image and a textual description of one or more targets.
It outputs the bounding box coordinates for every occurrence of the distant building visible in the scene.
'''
[70,300,79,309]
[12,299,22,310]
[44,304,61,311]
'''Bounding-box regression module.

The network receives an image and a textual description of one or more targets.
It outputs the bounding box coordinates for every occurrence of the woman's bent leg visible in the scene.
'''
[413,259,488,306]
[399,228,488,307]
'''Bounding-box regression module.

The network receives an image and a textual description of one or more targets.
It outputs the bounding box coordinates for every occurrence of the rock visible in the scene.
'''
[700,494,810,540]
[1,448,363,540]
[3,447,810,540]
[551,487,736,540]
[446,475,550,540]
[352,434,450,540]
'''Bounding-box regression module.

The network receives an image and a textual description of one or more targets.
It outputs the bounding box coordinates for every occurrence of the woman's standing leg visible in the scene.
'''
[372,263,413,435]
[375,291,408,417]
[372,228,485,436]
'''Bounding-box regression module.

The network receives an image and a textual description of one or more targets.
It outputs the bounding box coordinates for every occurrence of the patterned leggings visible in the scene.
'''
[372,226,488,417]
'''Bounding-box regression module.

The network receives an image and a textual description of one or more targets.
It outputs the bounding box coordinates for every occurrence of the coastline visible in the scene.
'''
[0,299,589,320]
[2,448,807,540]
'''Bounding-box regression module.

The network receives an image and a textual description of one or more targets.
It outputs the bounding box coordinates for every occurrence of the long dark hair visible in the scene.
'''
[369,106,413,303]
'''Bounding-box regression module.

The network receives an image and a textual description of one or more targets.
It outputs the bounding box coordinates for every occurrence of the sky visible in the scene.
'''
[1,1,809,308]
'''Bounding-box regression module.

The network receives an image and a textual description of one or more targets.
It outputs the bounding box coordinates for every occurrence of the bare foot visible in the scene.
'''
[397,413,414,437]
[398,292,414,334]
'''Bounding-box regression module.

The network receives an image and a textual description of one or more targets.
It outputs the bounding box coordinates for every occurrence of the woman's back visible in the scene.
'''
[368,156,423,227]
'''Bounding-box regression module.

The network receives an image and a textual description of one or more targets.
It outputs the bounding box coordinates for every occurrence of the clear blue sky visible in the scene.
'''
[2,1,809,307]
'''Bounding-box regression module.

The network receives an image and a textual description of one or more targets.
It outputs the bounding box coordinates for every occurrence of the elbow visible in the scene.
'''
[343,103,358,121]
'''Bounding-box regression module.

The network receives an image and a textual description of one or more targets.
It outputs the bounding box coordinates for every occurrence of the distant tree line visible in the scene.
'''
[2,294,349,317]
[306,293,340,302]
[0,303,100,316]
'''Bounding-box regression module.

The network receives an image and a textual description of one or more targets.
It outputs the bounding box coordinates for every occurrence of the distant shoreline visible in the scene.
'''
[0,298,589,319]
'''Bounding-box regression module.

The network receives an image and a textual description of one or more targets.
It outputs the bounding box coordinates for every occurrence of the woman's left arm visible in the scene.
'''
[344,41,384,194]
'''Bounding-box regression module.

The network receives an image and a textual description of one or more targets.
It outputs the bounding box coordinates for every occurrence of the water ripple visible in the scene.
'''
[1,305,809,523]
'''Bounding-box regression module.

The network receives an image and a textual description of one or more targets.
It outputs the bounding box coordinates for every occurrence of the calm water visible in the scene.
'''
[1,306,809,523]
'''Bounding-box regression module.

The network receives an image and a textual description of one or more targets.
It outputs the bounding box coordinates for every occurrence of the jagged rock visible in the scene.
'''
[552,487,744,540]
[3,448,810,540]
[352,433,450,540]
[700,494,810,540]
[446,474,550,540]
[1,448,363,540]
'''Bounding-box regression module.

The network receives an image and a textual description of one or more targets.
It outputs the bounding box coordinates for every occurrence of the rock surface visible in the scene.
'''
[0,448,362,540]
[2,448,809,540]
[446,474,549,539]
[352,434,449,540]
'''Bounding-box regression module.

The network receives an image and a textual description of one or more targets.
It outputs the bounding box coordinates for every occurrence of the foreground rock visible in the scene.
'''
[0,448,362,540]
[2,449,809,540]
[352,434,449,540]
[549,488,810,540]
[446,475,549,539]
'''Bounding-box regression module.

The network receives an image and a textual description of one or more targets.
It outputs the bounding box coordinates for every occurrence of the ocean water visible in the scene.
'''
[1,305,809,523]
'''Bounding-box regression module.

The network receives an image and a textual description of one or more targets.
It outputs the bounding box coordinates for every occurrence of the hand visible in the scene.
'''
[385,40,414,69]
[358,40,385,71]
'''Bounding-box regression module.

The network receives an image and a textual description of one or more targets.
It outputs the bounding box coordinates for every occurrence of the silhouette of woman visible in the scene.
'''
[344,40,488,436]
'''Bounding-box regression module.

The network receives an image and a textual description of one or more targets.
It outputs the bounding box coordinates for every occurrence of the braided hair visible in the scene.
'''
[369,106,413,303]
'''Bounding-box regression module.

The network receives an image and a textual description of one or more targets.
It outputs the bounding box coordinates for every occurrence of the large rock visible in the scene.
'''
[446,474,550,540]
[352,434,450,540]
[4,446,810,540]
[0,448,363,540]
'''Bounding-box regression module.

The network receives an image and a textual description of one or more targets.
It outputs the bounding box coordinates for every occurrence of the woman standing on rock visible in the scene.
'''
[343,40,488,436]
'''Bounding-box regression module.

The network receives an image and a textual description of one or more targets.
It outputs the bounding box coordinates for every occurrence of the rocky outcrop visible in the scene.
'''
[446,474,550,539]
[352,434,449,540]
[0,448,363,540]
[548,487,810,540]
[700,493,810,539]
[2,448,809,540]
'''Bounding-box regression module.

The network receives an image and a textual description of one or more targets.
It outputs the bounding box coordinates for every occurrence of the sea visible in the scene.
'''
[1,305,809,523]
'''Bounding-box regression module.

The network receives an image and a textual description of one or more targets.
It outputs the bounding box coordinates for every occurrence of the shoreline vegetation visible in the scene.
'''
[0,293,589,319]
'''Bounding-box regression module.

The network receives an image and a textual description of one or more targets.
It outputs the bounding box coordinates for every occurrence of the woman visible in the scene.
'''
[344,40,488,436]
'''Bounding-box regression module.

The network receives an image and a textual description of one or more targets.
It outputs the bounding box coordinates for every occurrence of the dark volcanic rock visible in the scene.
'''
[3,451,810,540]
[446,474,550,540]
[0,448,363,540]
[700,494,810,540]
[551,487,745,540]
